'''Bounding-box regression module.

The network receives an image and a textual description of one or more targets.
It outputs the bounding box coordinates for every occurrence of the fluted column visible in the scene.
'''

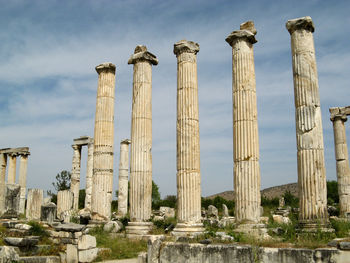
[286,16,329,229]
[330,107,350,218]
[26,188,43,220]
[18,154,29,214]
[7,153,17,184]
[84,140,94,210]
[118,139,131,217]
[126,45,158,235]
[91,62,116,221]
[172,40,204,236]
[70,145,81,210]
[226,21,261,226]
[0,153,7,214]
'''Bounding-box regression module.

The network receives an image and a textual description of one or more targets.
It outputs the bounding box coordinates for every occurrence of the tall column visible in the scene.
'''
[225,21,261,226]
[0,153,7,214]
[117,139,131,217]
[18,154,29,214]
[330,107,350,218]
[172,40,204,236]
[91,62,116,221]
[7,153,17,184]
[70,145,81,210]
[84,140,94,210]
[126,45,158,235]
[286,16,329,229]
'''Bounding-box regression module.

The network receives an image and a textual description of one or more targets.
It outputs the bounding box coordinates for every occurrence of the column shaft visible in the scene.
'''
[226,23,261,225]
[331,114,350,217]
[84,142,94,210]
[173,40,203,236]
[7,154,17,184]
[286,17,328,228]
[0,153,7,214]
[18,155,29,214]
[70,145,81,210]
[91,62,116,221]
[118,139,130,217]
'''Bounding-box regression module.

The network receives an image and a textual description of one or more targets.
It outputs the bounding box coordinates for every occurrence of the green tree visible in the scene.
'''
[283,191,299,208]
[47,170,71,204]
[327,180,339,204]
[79,189,86,209]
[152,180,161,209]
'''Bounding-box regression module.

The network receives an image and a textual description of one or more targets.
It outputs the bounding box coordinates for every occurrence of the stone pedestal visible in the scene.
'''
[286,16,329,229]
[226,21,261,227]
[85,141,94,210]
[172,40,204,236]
[2,183,20,218]
[330,107,350,218]
[71,145,81,210]
[57,190,74,222]
[18,154,29,214]
[0,153,7,214]
[117,139,131,217]
[127,46,158,236]
[7,154,17,184]
[26,188,43,220]
[91,62,116,221]
[41,202,57,223]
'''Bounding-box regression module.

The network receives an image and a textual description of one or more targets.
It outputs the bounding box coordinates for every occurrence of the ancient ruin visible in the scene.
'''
[226,21,262,229]
[91,62,116,221]
[286,16,329,230]
[330,106,350,218]
[117,139,131,217]
[0,147,30,215]
[26,188,43,220]
[70,136,94,210]
[172,40,204,236]
[127,45,158,235]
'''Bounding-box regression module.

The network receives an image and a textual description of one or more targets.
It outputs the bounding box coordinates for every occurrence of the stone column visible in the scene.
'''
[7,153,17,184]
[172,40,204,236]
[286,16,329,229]
[91,62,116,221]
[117,139,131,217]
[225,21,261,226]
[57,190,74,222]
[4,184,21,218]
[127,46,158,235]
[0,153,7,214]
[84,141,94,210]
[18,154,29,214]
[70,145,81,210]
[26,188,43,220]
[330,107,350,218]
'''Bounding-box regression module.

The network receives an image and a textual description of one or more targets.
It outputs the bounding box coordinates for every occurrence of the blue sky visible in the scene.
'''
[1,0,349,198]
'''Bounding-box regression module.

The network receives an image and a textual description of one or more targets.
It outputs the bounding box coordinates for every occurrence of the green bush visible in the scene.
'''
[330,218,350,238]
[28,221,48,237]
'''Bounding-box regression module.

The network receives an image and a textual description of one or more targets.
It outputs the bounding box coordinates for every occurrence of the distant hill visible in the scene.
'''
[206,182,298,200]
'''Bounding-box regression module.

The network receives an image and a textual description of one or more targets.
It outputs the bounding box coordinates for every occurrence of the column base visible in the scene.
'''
[126,221,153,236]
[172,222,204,237]
[298,221,334,233]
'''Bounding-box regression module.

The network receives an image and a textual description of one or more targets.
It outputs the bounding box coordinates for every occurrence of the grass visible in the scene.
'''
[151,217,177,234]
[330,218,350,237]
[89,226,147,261]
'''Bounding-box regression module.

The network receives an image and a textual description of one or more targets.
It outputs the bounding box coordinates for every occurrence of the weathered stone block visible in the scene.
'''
[78,235,96,250]
[78,248,98,262]
[26,188,43,220]
[2,183,20,218]
[41,202,57,223]
[66,244,78,263]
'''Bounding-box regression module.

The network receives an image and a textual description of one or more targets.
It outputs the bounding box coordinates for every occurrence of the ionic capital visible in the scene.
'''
[95,62,116,74]
[72,145,81,151]
[128,45,158,65]
[286,16,315,35]
[225,30,257,46]
[173,40,199,56]
[330,107,348,122]
[121,139,131,145]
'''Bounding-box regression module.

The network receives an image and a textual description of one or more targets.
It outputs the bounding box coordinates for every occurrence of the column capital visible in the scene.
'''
[286,16,314,35]
[173,40,199,56]
[72,144,81,151]
[330,107,348,122]
[121,139,131,145]
[95,62,116,74]
[128,45,158,65]
[226,30,257,46]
